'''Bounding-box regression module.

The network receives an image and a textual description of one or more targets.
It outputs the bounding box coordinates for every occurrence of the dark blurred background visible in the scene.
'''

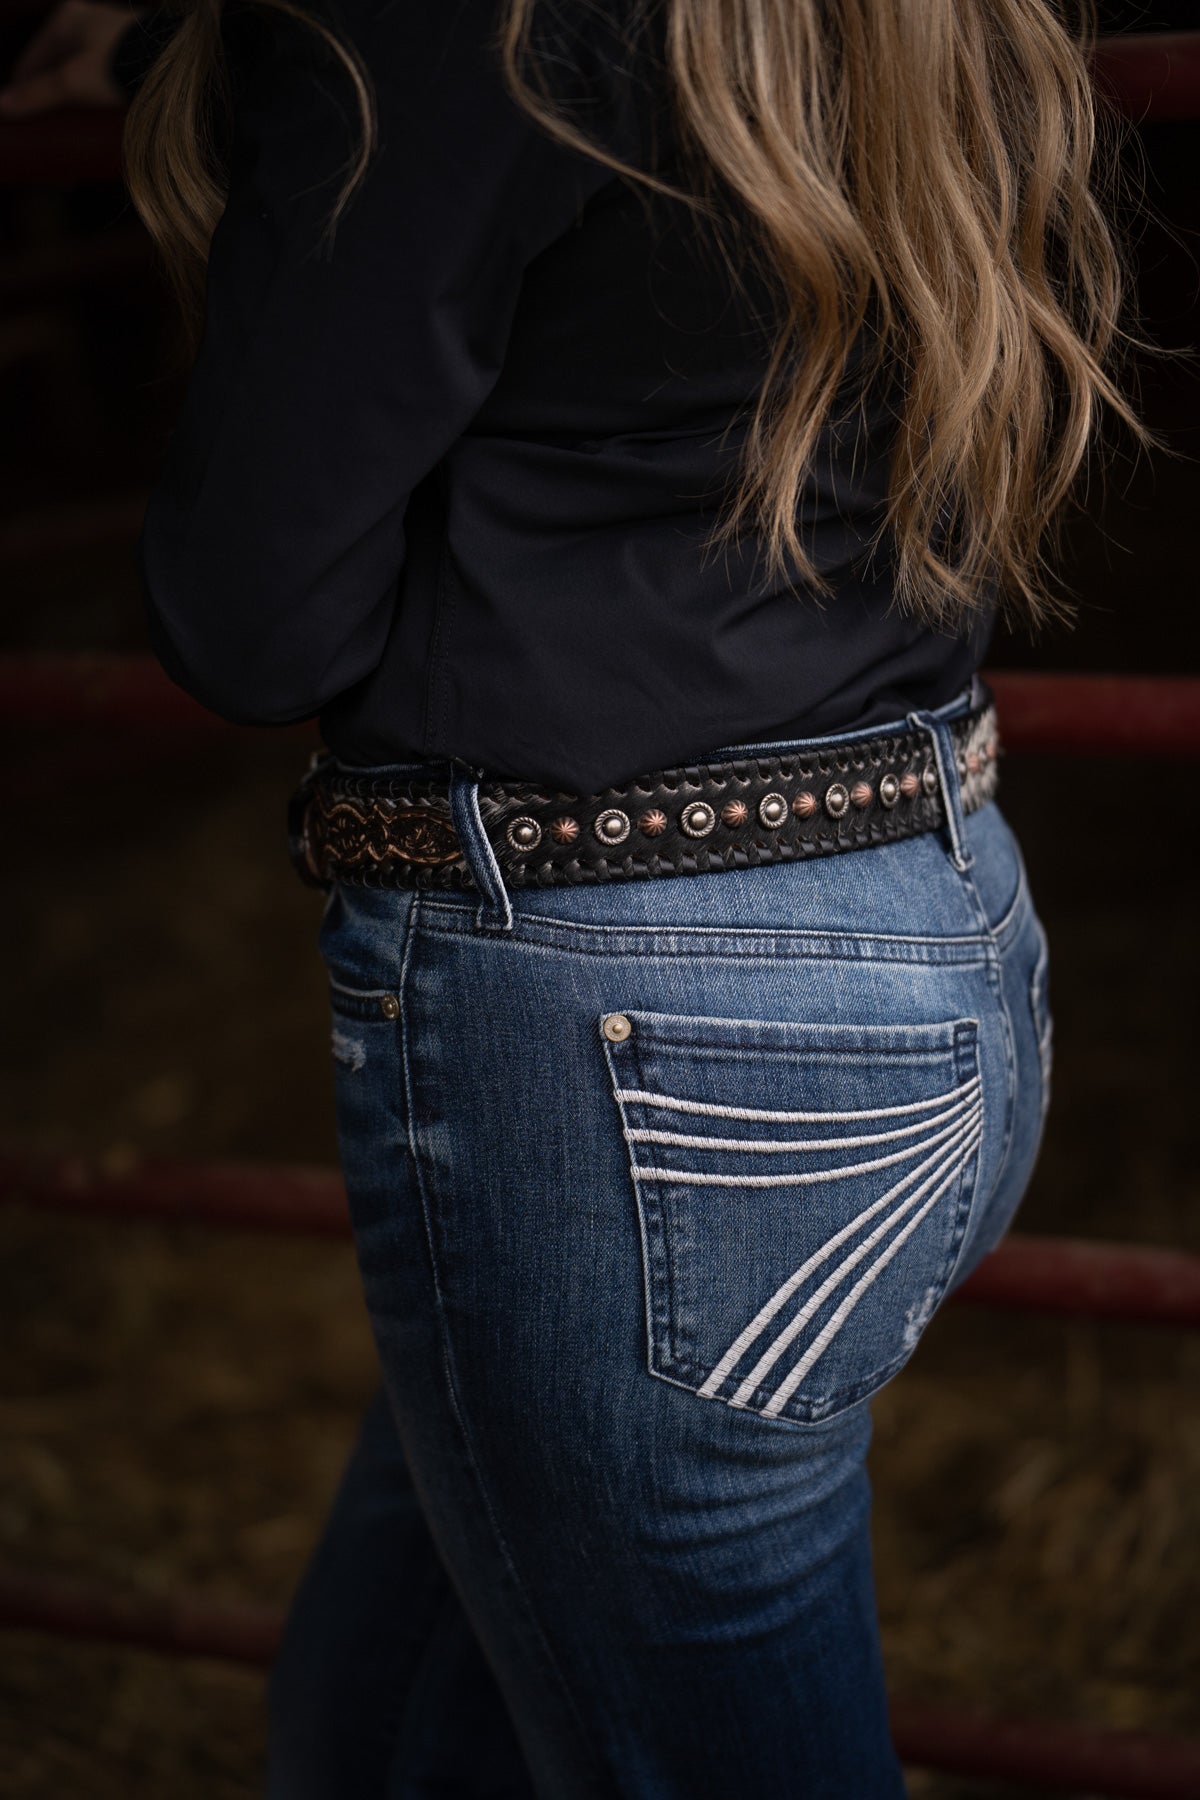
[0,3,1197,1795]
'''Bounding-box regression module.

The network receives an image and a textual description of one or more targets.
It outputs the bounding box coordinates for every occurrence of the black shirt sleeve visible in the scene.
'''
[138,0,628,725]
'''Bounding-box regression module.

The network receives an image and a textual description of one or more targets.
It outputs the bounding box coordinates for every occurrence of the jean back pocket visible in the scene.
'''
[603,1009,983,1425]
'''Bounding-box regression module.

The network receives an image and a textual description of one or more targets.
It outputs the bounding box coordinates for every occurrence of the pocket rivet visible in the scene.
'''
[602,1013,633,1043]
[379,994,400,1020]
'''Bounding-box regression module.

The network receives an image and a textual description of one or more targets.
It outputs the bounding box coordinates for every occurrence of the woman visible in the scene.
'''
[3,2,1150,1794]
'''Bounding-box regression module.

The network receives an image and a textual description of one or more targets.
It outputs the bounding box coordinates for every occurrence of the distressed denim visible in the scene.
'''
[267,697,1052,1800]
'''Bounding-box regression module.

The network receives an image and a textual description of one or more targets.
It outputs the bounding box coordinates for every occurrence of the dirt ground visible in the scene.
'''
[1,99,1198,1800]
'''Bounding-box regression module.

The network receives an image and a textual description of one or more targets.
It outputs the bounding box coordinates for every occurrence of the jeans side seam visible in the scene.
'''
[939,865,1019,1289]
[989,861,1032,953]
[395,898,609,1794]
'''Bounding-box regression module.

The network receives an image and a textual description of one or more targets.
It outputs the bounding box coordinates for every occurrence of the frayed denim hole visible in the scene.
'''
[331,1027,367,1074]
[901,1283,942,1349]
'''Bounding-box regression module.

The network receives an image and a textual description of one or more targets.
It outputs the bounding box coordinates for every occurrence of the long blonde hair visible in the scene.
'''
[124,0,1162,632]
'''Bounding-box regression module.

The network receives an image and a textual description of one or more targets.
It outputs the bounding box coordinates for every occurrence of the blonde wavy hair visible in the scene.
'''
[123,0,1161,632]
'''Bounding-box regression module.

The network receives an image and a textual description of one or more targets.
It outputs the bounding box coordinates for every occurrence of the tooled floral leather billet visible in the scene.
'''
[288,695,999,892]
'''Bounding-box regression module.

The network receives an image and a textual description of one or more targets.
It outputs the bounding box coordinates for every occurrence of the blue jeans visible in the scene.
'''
[267,697,1052,1800]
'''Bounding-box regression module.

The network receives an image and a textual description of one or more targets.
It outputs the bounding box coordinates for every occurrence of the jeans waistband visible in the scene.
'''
[292,679,998,932]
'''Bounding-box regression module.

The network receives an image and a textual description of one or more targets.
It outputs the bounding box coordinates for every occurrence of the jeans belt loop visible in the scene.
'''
[907,709,974,874]
[448,762,514,932]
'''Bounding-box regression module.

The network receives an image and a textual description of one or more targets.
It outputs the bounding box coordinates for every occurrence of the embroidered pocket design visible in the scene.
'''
[603,1010,983,1425]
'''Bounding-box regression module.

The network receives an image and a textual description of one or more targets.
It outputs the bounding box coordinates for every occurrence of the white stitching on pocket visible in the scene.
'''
[625,1079,980,1156]
[698,1108,982,1405]
[630,1098,978,1189]
[759,1117,982,1416]
[612,1084,976,1125]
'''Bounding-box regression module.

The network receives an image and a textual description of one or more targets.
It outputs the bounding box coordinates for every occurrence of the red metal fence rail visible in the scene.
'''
[1091,31,1200,124]
[1,1567,1198,1798]
[5,1148,1200,1328]
[0,106,124,186]
[0,497,149,564]
[2,653,1200,758]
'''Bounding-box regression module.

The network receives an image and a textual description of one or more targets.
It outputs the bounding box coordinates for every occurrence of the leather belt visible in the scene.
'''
[288,693,999,892]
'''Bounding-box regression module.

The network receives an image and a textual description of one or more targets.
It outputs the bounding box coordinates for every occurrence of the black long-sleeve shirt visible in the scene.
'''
[114,0,991,794]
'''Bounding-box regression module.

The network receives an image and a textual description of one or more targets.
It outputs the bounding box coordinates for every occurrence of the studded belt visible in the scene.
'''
[288,694,999,892]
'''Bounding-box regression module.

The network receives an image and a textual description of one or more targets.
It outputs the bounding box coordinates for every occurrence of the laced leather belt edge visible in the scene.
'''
[288,693,1000,892]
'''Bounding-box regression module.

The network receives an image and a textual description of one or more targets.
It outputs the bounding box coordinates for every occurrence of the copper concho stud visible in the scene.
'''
[506,816,543,851]
[639,809,669,837]
[792,791,817,819]
[824,782,850,819]
[722,799,749,828]
[850,782,873,809]
[549,816,580,846]
[680,801,717,838]
[758,792,788,829]
[594,809,631,846]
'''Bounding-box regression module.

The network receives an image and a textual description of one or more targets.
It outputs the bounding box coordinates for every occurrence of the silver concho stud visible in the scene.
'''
[757,792,788,829]
[594,809,631,846]
[922,765,939,796]
[506,815,543,852]
[680,801,717,839]
[824,782,850,819]
[878,773,900,809]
